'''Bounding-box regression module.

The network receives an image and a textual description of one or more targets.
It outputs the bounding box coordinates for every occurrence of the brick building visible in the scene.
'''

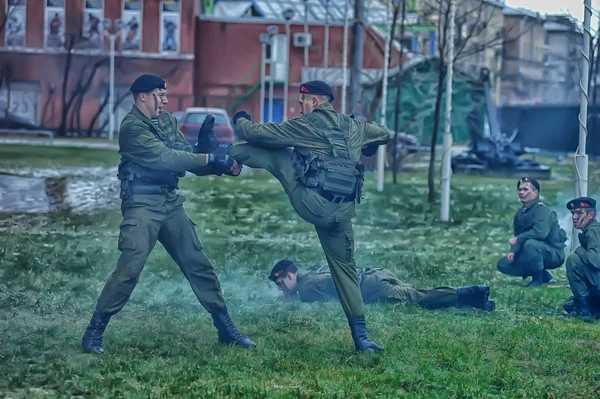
[0,0,405,135]
[0,0,197,135]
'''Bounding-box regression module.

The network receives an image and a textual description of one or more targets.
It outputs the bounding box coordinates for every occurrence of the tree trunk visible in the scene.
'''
[392,0,407,184]
[58,36,75,137]
[427,62,446,203]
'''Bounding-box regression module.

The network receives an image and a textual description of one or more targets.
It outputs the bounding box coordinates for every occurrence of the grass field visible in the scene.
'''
[1,146,600,398]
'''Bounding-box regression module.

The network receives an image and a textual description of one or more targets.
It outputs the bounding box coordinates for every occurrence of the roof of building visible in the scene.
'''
[213,0,396,25]
[503,6,542,19]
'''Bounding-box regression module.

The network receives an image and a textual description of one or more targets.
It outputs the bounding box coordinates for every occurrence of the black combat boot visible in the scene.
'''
[212,310,256,348]
[348,317,384,353]
[574,297,593,322]
[457,285,494,310]
[81,311,111,354]
[526,271,545,287]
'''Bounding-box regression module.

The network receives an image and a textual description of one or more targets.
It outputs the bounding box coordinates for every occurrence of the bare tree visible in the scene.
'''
[423,0,534,202]
[57,32,109,136]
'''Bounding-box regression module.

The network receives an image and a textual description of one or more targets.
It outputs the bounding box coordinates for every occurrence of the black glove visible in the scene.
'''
[233,111,252,125]
[194,114,219,154]
[208,152,234,172]
[361,143,379,157]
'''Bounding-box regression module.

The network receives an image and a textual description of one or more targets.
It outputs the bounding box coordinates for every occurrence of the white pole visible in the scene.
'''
[572,0,592,252]
[268,33,275,123]
[440,0,456,222]
[108,34,116,141]
[341,0,350,114]
[576,0,591,199]
[324,0,330,68]
[260,42,266,123]
[304,0,309,69]
[284,22,291,121]
[376,0,392,192]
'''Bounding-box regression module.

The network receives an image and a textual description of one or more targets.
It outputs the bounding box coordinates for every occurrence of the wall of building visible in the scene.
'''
[501,14,545,104]
[194,19,405,121]
[0,0,196,134]
[543,31,582,104]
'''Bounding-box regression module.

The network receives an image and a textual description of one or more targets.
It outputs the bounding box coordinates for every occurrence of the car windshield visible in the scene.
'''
[186,112,229,126]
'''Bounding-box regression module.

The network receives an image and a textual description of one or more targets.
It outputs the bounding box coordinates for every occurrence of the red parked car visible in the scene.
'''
[174,107,235,145]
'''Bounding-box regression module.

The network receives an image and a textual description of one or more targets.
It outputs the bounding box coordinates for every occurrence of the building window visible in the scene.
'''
[45,0,65,49]
[161,0,181,53]
[82,0,104,49]
[5,0,27,47]
[122,0,142,52]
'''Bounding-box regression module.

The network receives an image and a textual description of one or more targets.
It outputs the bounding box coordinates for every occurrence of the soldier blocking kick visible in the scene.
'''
[81,74,255,354]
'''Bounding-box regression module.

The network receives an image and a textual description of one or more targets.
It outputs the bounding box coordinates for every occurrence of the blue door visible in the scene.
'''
[263,98,284,123]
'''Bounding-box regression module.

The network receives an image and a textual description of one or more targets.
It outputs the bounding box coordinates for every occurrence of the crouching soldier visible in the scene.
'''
[563,197,600,320]
[269,260,496,311]
[497,177,567,286]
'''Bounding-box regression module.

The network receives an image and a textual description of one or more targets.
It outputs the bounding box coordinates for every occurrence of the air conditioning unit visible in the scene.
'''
[293,32,312,48]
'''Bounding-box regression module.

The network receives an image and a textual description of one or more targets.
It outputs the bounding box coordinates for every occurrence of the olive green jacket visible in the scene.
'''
[119,105,213,176]
[234,103,389,157]
[295,262,380,303]
[511,198,565,254]
[576,219,600,270]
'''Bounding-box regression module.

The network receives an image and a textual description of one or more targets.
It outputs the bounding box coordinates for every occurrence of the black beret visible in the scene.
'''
[269,260,296,282]
[130,74,167,92]
[567,197,596,210]
[517,177,540,192]
[299,80,335,102]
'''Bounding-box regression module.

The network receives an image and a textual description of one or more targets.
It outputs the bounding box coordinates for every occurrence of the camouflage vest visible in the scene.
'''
[292,114,364,201]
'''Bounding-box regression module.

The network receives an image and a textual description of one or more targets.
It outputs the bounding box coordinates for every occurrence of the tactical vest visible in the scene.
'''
[118,115,186,188]
[292,114,365,202]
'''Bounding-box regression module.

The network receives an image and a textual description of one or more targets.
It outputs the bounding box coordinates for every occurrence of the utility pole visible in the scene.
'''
[350,0,364,115]
[376,0,392,192]
[341,0,350,114]
[440,0,457,222]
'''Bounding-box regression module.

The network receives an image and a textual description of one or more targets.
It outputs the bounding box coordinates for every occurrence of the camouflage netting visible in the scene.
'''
[363,57,486,146]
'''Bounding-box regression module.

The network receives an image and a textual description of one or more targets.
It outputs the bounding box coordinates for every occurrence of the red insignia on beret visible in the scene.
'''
[300,85,310,93]
[275,270,284,277]
[582,202,590,208]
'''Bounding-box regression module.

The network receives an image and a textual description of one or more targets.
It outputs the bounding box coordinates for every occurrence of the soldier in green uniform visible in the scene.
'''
[81,74,255,354]
[229,80,389,352]
[497,177,567,286]
[562,197,600,319]
[269,260,496,311]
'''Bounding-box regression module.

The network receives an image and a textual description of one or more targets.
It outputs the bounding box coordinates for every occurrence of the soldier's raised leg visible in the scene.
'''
[315,221,383,352]
[83,210,163,353]
[230,143,298,193]
[159,203,255,347]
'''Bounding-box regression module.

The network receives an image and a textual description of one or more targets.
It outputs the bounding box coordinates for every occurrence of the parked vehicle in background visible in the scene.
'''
[175,107,235,145]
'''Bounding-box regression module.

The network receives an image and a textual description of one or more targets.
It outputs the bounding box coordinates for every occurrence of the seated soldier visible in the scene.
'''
[562,197,600,319]
[269,260,496,311]
[497,177,567,287]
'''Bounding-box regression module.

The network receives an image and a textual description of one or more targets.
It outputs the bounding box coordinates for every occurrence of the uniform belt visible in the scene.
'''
[128,183,176,195]
[312,186,354,203]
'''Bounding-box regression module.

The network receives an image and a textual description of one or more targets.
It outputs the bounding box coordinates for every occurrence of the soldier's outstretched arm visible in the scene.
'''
[120,121,208,173]
[358,121,390,154]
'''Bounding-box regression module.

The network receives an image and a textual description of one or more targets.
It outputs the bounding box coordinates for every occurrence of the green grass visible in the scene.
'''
[2,147,600,397]
[0,145,120,170]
